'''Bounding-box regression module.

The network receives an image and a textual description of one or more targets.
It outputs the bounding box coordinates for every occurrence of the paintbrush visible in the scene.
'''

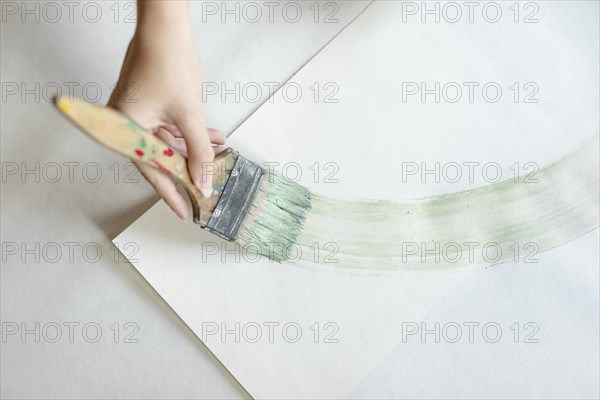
[54,96,310,261]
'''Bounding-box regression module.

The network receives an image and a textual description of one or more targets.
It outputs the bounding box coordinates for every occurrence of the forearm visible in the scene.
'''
[136,0,193,38]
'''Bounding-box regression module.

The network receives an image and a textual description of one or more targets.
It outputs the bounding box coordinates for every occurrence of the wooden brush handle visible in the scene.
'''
[54,96,237,225]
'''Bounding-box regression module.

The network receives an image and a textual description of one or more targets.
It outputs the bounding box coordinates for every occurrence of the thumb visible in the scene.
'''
[176,113,215,198]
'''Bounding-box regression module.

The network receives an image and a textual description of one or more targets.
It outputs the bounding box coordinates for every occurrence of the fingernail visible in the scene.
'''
[197,176,213,198]
[200,187,213,198]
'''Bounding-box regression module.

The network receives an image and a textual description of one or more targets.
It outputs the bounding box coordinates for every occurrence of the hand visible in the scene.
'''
[108,1,223,220]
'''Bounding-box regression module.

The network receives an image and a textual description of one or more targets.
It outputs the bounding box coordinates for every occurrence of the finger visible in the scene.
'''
[158,125,225,146]
[207,128,226,145]
[213,145,228,155]
[154,127,226,158]
[136,161,189,220]
[154,127,188,156]
[157,123,182,137]
[174,113,215,198]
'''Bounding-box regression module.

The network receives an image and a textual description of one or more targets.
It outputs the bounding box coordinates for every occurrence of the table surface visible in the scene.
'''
[0,2,371,398]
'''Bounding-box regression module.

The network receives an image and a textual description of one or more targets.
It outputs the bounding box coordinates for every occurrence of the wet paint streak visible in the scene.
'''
[237,133,599,271]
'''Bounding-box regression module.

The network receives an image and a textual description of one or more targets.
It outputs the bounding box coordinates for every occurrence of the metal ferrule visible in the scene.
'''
[205,154,264,241]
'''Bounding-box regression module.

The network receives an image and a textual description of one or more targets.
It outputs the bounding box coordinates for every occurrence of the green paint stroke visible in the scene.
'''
[237,133,599,270]
[238,170,312,262]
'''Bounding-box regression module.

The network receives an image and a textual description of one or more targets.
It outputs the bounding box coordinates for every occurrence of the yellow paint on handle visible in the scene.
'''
[57,98,71,113]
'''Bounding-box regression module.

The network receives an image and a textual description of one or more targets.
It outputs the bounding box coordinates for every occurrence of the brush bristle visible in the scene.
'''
[236,169,312,262]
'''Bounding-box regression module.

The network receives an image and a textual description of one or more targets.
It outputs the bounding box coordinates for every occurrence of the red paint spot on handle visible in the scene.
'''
[135,149,144,157]
[151,160,172,175]
[163,148,174,157]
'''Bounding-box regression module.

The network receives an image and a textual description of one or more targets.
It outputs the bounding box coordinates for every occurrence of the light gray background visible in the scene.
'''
[0,1,370,398]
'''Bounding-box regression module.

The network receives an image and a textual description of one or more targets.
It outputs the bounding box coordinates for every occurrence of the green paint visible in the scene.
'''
[125,118,146,134]
[237,171,312,262]
[237,134,599,270]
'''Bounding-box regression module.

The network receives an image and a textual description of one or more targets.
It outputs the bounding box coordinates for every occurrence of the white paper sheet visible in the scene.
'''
[115,1,599,398]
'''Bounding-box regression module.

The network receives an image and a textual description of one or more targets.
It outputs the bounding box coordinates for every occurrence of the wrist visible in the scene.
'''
[136,1,192,39]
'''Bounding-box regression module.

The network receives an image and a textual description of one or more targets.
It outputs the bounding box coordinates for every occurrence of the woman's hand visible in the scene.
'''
[108,1,223,220]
